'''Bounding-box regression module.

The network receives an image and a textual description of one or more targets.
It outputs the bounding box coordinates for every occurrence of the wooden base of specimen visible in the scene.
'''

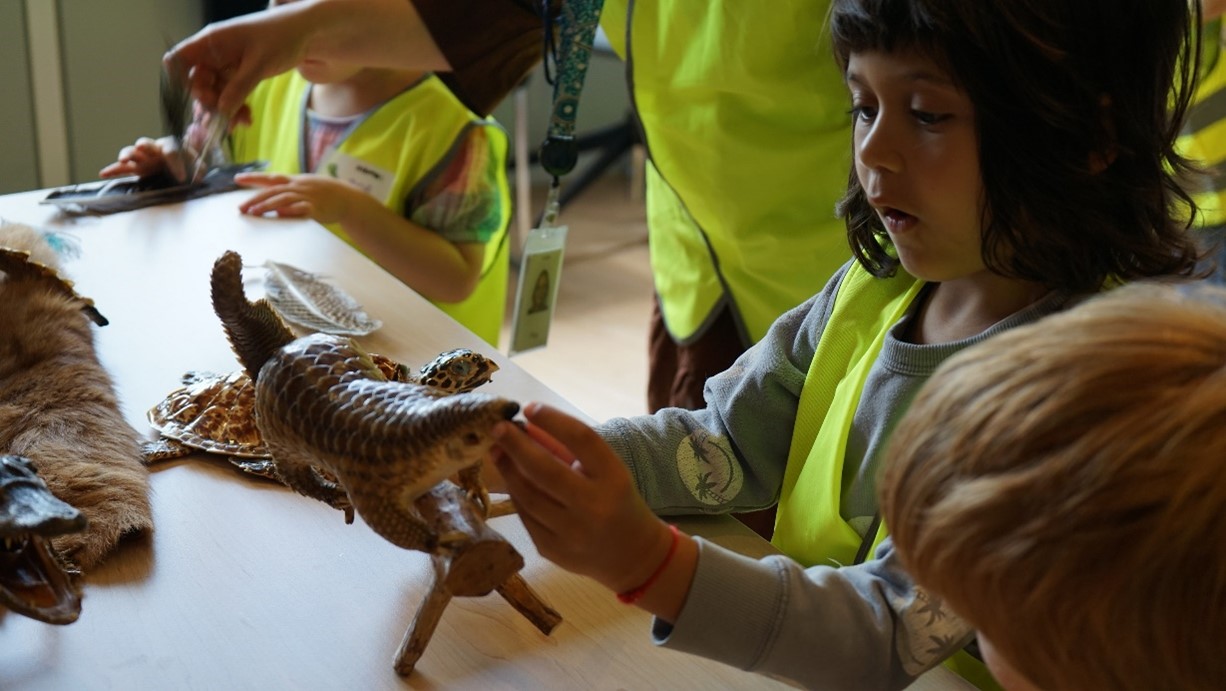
[393,480,562,676]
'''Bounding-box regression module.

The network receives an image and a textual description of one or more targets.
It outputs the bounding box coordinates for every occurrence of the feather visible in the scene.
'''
[262,260,382,336]
[0,220,80,260]
[160,62,192,141]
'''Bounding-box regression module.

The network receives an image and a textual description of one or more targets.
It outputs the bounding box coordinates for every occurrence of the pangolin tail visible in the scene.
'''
[210,250,296,381]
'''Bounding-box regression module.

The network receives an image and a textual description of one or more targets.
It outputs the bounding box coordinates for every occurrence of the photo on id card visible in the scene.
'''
[509,224,567,354]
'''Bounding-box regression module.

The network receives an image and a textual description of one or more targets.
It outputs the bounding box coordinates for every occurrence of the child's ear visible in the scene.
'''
[1090,94,1118,174]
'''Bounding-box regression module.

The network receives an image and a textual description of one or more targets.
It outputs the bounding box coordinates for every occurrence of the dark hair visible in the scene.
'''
[830,0,1204,291]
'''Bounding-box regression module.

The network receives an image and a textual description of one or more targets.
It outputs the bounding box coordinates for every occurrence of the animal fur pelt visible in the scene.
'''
[0,223,151,569]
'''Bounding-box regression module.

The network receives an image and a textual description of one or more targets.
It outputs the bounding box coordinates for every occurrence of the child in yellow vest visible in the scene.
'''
[881,282,1226,690]
[488,0,1205,688]
[101,0,510,347]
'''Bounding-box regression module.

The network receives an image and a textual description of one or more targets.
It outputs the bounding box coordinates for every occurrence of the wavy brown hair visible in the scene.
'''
[830,0,1204,291]
[881,282,1226,690]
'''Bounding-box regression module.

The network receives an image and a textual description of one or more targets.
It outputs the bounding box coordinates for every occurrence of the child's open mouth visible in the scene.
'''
[880,207,917,232]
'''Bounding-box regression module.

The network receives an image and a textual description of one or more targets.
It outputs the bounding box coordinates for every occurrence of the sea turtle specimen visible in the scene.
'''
[0,454,87,625]
[210,250,518,549]
[143,348,500,482]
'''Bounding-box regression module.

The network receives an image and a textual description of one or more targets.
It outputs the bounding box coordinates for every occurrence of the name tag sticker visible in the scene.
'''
[508,223,568,355]
[326,152,395,203]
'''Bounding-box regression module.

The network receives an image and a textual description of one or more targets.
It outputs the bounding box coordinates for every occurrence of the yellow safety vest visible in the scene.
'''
[602,0,852,345]
[771,263,1000,690]
[1178,19,1226,227]
[231,72,511,346]
[772,264,918,565]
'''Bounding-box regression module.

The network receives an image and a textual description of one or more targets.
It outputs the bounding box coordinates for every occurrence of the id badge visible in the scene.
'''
[508,191,568,354]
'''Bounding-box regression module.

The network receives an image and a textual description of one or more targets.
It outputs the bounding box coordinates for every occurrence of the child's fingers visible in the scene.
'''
[134,137,162,151]
[116,144,142,164]
[237,188,279,213]
[103,144,167,179]
[521,417,578,462]
[235,172,291,188]
[521,403,620,479]
[99,162,131,178]
[492,421,587,507]
[273,201,313,218]
[246,198,312,219]
[239,189,302,216]
[492,455,563,531]
[492,421,573,529]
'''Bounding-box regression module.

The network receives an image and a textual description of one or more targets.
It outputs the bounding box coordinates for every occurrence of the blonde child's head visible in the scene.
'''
[830,0,1204,290]
[881,282,1226,690]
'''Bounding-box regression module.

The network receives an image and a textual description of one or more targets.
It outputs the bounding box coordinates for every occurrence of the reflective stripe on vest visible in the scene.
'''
[608,0,852,344]
[231,72,511,346]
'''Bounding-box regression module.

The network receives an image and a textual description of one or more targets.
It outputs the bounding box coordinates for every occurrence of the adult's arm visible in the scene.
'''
[166,0,549,118]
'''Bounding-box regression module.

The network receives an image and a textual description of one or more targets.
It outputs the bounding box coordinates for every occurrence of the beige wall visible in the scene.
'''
[0,0,202,193]
[0,1,39,194]
[58,0,205,184]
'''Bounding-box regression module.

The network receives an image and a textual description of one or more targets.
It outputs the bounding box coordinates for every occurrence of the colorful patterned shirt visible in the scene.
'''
[304,105,504,244]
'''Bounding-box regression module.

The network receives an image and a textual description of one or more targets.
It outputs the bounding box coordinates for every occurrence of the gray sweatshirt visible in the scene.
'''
[598,261,1072,689]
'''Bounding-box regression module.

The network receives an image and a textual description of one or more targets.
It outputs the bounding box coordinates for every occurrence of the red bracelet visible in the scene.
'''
[617,524,681,605]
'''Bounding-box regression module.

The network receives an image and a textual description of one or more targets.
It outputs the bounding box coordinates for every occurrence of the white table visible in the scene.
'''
[0,190,972,690]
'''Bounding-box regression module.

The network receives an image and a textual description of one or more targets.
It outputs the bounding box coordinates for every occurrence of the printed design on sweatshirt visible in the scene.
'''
[675,429,743,505]
[892,585,973,676]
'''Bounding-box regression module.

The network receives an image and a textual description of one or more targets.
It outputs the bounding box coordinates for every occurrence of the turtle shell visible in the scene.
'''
[147,370,267,458]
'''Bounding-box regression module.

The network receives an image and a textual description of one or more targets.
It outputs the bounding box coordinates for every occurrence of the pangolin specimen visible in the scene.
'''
[141,348,501,476]
[209,251,519,552]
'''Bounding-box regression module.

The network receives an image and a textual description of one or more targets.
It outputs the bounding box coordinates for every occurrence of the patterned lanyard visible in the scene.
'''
[538,0,606,184]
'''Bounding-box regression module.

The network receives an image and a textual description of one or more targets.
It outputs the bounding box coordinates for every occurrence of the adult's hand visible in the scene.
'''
[164,5,312,121]
[165,0,449,121]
